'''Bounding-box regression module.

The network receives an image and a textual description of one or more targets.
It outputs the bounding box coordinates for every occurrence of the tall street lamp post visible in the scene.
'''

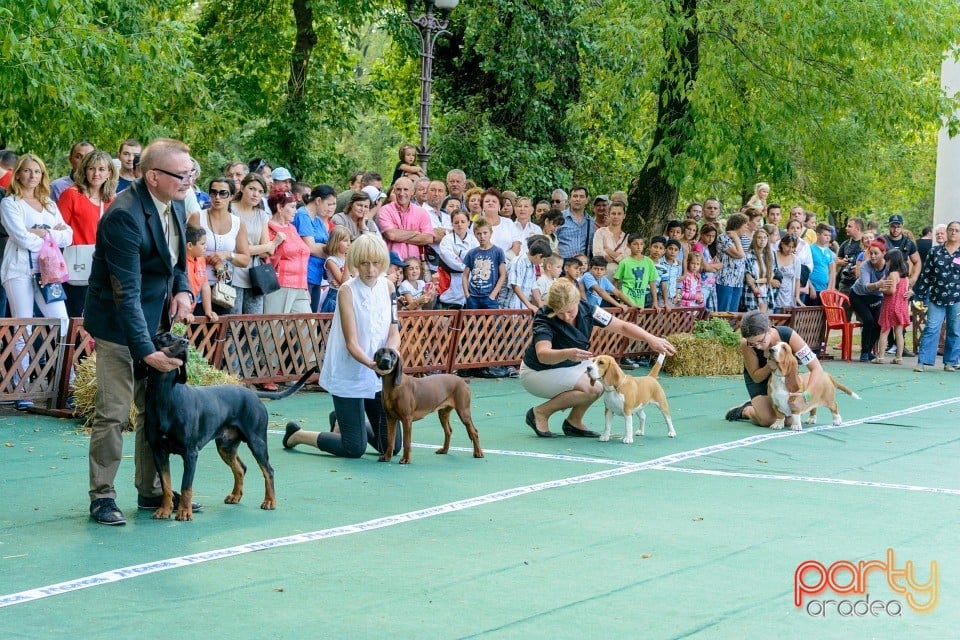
[406,0,459,175]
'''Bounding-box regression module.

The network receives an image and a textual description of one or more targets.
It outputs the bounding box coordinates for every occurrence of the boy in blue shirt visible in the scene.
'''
[583,256,635,309]
[462,218,507,309]
[809,222,837,302]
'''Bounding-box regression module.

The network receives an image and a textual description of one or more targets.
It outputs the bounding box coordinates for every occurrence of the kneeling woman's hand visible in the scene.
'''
[648,337,676,356]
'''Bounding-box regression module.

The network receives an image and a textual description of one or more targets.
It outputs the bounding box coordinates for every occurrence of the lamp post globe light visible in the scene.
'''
[405,0,460,174]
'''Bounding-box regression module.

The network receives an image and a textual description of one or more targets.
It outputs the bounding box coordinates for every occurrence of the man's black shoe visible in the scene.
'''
[137,492,204,512]
[90,498,126,526]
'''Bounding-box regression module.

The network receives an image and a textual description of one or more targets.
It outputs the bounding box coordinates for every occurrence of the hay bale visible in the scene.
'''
[664,333,743,376]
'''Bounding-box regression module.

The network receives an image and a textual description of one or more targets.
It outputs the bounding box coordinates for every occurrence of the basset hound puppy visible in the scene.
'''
[767,341,860,430]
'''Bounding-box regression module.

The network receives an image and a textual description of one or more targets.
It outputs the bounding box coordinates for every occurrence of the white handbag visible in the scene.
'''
[64,244,96,285]
[64,202,102,286]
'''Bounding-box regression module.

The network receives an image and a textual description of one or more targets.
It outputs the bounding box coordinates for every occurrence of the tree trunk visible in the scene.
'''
[282,0,318,176]
[626,0,699,237]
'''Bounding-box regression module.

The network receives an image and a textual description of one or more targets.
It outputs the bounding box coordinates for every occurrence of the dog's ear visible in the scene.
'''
[604,357,625,388]
[780,345,803,392]
[391,351,402,386]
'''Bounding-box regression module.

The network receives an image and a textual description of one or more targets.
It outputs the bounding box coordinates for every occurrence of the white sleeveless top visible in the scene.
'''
[199,210,242,283]
[230,206,270,288]
[318,275,394,398]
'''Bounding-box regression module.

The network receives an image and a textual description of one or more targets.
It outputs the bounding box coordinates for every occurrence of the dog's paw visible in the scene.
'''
[399,457,411,465]
[152,507,172,520]
[667,429,676,438]
[622,435,634,444]
[224,492,242,504]
[435,447,449,455]
[598,434,610,442]
[174,508,194,521]
[635,428,644,437]
[260,499,276,510]
[770,421,784,430]
[831,415,842,426]
[805,415,817,425]
[790,422,803,431]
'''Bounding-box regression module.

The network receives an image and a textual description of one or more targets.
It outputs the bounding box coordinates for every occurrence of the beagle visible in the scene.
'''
[767,341,860,430]
[586,354,675,443]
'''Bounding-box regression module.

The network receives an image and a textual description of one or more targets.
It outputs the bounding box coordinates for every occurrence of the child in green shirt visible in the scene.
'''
[614,234,659,307]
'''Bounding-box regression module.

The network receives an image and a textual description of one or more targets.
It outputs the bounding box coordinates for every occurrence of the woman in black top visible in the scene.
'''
[519,279,675,437]
[725,310,825,427]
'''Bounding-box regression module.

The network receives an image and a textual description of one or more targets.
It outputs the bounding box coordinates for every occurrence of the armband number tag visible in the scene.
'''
[591,306,613,327]
[794,344,815,365]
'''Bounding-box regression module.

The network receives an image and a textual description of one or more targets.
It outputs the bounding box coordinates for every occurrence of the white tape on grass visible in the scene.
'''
[4,396,958,609]
[654,467,960,496]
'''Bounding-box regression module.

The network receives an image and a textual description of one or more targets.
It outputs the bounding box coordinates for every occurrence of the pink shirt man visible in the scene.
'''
[377,177,436,260]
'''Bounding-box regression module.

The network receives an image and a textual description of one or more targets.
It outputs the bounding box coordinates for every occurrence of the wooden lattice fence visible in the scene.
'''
[4,306,831,410]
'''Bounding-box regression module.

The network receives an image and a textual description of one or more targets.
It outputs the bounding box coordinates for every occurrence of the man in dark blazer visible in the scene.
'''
[85,138,198,525]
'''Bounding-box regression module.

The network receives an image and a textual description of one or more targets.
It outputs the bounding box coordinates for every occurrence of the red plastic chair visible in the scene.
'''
[819,290,861,361]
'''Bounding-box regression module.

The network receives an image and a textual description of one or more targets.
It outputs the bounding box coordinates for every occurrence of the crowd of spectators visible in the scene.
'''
[2,145,959,387]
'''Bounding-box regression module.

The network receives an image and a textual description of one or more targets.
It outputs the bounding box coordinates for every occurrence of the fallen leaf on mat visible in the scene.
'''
[4,442,13,447]
[756,459,767,463]
[693,516,703,521]
[642,554,652,559]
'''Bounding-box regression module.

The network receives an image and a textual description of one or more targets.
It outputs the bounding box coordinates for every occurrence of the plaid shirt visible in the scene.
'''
[556,210,594,258]
[499,254,538,309]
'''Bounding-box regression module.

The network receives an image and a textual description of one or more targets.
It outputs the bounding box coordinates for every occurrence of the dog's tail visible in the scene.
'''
[255,366,319,400]
[647,353,666,379]
[829,374,861,400]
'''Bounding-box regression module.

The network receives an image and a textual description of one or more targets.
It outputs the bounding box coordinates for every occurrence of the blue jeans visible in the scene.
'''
[918,301,960,366]
[466,295,499,310]
[715,284,743,313]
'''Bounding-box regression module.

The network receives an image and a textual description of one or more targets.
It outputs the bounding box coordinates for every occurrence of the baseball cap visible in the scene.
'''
[593,194,611,204]
[887,214,903,225]
[271,167,293,181]
[389,251,405,268]
[362,185,387,202]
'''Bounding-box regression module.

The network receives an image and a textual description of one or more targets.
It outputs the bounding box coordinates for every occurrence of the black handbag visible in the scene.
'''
[249,257,280,296]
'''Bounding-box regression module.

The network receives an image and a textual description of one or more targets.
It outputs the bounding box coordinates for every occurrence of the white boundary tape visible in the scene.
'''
[653,467,960,496]
[3,396,958,609]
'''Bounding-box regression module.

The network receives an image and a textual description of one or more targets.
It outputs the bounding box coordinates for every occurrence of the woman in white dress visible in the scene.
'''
[281,235,402,458]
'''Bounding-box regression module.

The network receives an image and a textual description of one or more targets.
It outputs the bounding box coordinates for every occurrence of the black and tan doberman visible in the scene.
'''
[374,347,483,465]
[144,332,313,520]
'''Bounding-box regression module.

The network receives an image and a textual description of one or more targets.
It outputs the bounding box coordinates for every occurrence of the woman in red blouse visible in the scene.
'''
[57,150,117,317]
[264,191,312,314]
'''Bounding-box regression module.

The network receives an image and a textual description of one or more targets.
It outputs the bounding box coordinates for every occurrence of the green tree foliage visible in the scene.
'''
[0,0,205,171]
[376,0,588,196]
[192,0,378,182]
[581,0,960,233]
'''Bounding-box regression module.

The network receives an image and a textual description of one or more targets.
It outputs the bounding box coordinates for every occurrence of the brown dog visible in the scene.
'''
[374,348,483,464]
[586,353,675,443]
[767,341,861,430]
